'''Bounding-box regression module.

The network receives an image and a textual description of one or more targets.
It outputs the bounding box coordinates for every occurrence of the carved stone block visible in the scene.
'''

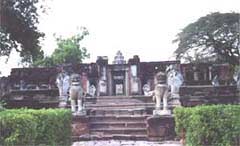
[146,116,176,140]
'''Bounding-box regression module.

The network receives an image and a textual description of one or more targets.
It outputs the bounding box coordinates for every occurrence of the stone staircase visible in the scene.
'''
[86,96,154,115]
[85,96,153,140]
[72,95,178,141]
[88,115,148,140]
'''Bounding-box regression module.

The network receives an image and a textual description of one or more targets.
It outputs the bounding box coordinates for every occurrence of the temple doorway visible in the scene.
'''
[112,71,125,95]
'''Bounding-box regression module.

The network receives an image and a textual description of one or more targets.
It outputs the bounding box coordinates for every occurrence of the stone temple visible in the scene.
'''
[4,51,233,97]
[0,51,239,141]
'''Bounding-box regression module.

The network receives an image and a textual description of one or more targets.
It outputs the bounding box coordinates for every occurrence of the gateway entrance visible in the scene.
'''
[112,71,125,95]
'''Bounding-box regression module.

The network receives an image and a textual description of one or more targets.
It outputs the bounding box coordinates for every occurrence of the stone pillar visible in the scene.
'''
[209,66,212,81]
[130,65,140,95]
[193,66,199,81]
[204,69,207,81]
[96,56,108,96]
[98,66,108,96]
[125,69,129,96]
[128,55,141,95]
[108,69,113,96]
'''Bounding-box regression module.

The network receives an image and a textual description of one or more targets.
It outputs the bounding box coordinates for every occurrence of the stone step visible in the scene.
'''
[86,102,154,107]
[93,101,152,104]
[91,100,148,104]
[94,96,150,100]
[88,108,148,116]
[89,115,149,123]
[72,134,148,141]
[94,95,149,99]
[86,103,176,110]
[90,127,147,135]
[86,96,153,103]
[90,121,146,129]
[95,97,147,100]
[69,104,176,111]
[67,101,154,107]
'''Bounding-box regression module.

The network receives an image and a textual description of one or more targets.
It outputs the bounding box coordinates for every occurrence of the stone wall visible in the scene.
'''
[9,64,99,90]
[179,85,239,106]
[10,67,58,87]
[3,89,59,109]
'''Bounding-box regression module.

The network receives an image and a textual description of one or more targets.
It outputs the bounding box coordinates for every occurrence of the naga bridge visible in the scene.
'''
[0,51,239,141]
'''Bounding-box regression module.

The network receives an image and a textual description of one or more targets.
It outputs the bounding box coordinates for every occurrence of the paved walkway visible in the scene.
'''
[72,140,181,146]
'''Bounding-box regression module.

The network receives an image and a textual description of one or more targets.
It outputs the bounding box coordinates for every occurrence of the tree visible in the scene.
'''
[173,12,240,65]
[34,28,90,67]
[0,0,47,63]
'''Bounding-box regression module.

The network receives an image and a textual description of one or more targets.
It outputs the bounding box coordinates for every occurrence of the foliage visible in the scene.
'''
[0,108,72,146]
[174,105,240,146]
[33,28,90,67]
[0,0,47,63]
[173,12,240,65]
[32,56,55,67]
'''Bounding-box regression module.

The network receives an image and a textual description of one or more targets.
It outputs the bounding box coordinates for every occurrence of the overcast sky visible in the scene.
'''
[0,0,240,76]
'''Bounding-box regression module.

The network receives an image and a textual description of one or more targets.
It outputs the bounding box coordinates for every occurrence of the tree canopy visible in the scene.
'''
[173,12,240,65]
[0,0,46,63]
[33,28,90,67]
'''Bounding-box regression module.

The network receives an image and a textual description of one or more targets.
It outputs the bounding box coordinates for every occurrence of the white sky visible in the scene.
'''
[0,0,240,76]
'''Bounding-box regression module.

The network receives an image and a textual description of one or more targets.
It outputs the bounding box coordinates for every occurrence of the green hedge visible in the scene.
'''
[0,108,72,146]
[174,105,240,146]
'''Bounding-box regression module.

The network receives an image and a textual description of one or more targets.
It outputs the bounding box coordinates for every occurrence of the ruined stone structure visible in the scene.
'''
[5,51,179,98]
[0,51,237,107]
[0,51,239,141]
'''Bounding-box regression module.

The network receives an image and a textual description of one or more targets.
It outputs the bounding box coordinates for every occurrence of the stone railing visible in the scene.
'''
[179,85,238,106]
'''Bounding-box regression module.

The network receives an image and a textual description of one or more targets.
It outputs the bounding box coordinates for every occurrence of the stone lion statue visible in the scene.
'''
[152,72,170,114]
[69,73,84,114]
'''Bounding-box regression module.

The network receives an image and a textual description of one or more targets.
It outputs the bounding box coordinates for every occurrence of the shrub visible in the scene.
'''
[174,105,240,146]
[0,108,72,146]
[0,112,37,145]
